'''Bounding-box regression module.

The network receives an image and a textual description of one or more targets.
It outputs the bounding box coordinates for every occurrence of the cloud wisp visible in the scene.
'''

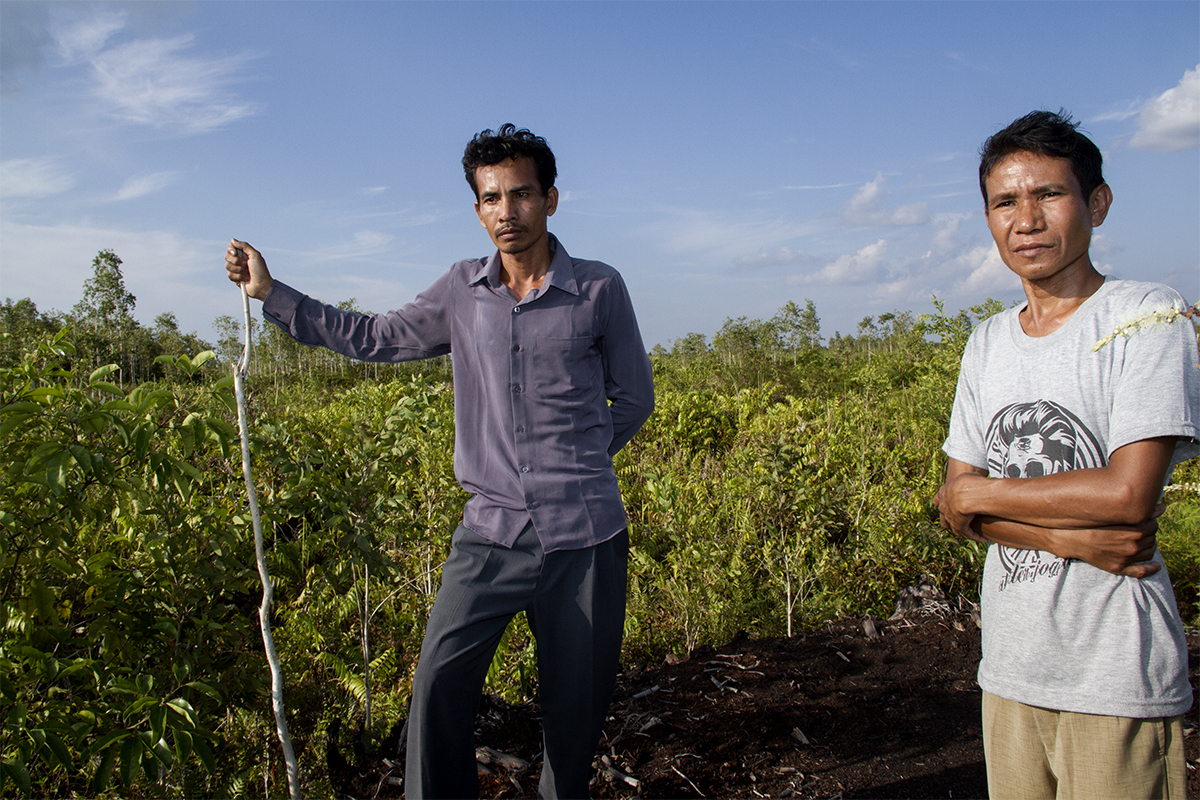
[51,9,258,134]
[114,171,183,201]
[0,158,75,198]
[841,173,929,227]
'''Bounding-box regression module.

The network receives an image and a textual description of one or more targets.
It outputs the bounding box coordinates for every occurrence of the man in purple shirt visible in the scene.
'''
[224,124,654,799]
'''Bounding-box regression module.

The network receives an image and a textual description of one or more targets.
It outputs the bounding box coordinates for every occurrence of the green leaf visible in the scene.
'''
[1,757,31,796]
[166,698,198,728]
[148,735,173,767]
[118,736,141,786]
[134,426,151,462]
[184,680,222,702]
[41,730,72,771]
[89,729,130,756]
[1,401,41,414]
[173,729,193,763]
[89,364,120,383]
[67,444,93,476]
[45,448,72,495]
[149,705,166,744]
[191,350,216,368]
[0,412,34,440]
[29,580,58,624]
[92,742,119,793]
[192,736,215,773]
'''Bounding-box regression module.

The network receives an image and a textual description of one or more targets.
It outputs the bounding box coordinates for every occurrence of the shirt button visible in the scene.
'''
[516,426,524,433]
[513,344,521,352]
[520,466,530,473]
[513,306,521,314]
[513,385,521,394]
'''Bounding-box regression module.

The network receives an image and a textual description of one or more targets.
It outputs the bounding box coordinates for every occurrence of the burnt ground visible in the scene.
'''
[330,604,1200,799]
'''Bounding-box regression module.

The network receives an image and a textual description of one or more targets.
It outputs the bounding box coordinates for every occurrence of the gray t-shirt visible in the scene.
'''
[944,279,1198,718]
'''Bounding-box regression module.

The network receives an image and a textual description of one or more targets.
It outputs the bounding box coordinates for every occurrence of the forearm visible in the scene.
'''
[945,438,1175,528]
[970,514,1162,578]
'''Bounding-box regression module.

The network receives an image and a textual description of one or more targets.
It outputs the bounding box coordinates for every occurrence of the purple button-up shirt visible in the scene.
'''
[262,236,654,552]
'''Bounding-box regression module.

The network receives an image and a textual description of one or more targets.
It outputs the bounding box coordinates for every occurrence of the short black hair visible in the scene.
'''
[978,110,1105,205]
[462,124,557,198]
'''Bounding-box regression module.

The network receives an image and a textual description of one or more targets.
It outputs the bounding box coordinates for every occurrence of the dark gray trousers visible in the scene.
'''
[405,522,629,799]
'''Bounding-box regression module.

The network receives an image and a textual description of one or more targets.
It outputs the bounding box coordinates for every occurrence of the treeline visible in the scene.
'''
[1,250,451,391]
[2,251,1197,797]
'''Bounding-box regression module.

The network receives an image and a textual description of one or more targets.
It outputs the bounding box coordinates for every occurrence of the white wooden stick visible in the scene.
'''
[234,282,301,800]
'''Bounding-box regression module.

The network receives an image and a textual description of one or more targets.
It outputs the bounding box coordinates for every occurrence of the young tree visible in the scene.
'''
[773,299,822,363]
[71,250,142,380]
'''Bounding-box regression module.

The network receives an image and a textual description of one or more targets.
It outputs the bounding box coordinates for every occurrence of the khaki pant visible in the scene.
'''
[982,691,1187,800]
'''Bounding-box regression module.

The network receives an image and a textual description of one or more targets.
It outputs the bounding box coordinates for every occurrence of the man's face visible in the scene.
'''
[983,152,1111,286]
[473,157,558,256]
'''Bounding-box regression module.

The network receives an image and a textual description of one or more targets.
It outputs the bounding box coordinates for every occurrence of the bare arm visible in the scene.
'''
[937,438,1174,530]
[934,454,1166,578]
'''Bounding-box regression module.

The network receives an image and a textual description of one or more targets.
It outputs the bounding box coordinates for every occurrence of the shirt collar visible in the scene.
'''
[469,234,579,297]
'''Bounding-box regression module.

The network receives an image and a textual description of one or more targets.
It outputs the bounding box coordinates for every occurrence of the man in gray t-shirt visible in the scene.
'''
[936,111,1198,799]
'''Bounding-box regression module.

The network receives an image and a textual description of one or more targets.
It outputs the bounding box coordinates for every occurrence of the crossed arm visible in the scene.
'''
[933,437,1176,578]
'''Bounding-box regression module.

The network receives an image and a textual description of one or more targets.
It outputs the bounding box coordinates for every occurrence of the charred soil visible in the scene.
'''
[330,611,1200,799]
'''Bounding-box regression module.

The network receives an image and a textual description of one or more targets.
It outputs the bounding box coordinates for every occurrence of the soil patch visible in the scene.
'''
[331,610,1200,798]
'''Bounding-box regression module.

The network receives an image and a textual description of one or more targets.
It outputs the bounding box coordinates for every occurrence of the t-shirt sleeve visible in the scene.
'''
[1105,287,1200,467]
[942,326,990,471]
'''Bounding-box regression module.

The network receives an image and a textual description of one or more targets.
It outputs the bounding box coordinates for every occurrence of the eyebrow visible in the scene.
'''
[989,182,1074,204]
[480,183,537,199]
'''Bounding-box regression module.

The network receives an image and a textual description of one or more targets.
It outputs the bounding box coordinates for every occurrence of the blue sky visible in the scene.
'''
[2,1,1197,350]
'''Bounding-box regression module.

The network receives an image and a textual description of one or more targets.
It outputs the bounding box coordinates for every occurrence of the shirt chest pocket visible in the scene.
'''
[533,336,600,399]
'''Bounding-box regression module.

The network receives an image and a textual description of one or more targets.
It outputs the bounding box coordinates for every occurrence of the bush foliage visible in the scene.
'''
[3,264,1197,796]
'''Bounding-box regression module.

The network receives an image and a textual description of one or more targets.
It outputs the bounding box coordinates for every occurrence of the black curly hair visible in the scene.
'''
[462,124,557,199]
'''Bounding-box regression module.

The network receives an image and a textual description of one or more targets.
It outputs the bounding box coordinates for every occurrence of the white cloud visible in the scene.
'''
[841,173,929,226]
[45,8,259,134]
[51,8,126,64]
[780,182,854,191]
[740,247,812,267]
[644,208,824,262]
[1088,233,1124,257]
[91,34,258,133]
[308,230,396,263]
[115,171,182,201]
[1091,101,1143,123]
[957,245,1011,295]
[790,239,888,285]
[927,216,964,256]
[737,246,818,268]
[0,158,75,198]
[1129,65,1200,152]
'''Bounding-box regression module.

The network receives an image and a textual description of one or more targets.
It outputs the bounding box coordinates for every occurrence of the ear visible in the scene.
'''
[545,186,559,217]
[1089,183,1112,227]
